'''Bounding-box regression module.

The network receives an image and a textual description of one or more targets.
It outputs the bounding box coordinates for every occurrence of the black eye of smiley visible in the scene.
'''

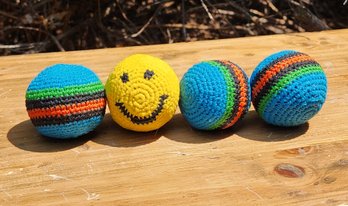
[120,72,129,83]
[144,70,154,80]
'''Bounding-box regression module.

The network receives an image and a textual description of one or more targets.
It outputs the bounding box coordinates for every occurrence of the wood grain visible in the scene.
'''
[0,29,348,205]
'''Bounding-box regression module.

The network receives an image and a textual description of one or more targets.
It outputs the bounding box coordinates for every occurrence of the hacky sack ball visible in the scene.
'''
[105,54,180,132]
[250,50,327,126]
[179,60,251,130]
[26,64,106,139]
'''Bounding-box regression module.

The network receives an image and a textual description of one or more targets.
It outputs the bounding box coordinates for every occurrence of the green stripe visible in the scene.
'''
[207,61,236,129]
[26,82,104,100]
[258,65,324,116]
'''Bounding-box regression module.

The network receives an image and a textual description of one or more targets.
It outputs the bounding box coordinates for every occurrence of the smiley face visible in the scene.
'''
[105,54,180,132]
[115,70,168,125]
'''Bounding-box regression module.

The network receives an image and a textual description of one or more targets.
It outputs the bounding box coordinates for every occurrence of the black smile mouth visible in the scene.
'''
[115,94,168,125]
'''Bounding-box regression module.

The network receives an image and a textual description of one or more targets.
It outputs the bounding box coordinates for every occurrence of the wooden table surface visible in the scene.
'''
[0,29,348,206]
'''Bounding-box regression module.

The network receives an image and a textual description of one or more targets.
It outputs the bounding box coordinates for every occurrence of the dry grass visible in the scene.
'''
[0,0,347,55]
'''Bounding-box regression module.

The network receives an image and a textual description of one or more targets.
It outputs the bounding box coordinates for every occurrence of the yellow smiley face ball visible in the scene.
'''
[105,54,180,132]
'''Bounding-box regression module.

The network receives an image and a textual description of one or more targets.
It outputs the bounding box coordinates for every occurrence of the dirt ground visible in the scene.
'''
[0,0,347,55]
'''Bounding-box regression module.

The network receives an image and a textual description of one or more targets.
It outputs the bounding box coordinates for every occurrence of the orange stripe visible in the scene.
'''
[221,61,248,129]
[252,54,311,99]
[28,98,106,119]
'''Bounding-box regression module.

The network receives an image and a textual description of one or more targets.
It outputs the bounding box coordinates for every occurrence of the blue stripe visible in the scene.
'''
[261,72,327,126]
[36,115,104,139]
[28,64,101,91]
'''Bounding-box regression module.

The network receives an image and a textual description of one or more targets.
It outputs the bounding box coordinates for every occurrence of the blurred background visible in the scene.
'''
[0,0,347,56]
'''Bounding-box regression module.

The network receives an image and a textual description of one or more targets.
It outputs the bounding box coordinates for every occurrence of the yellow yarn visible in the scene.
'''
[105,54,180,132]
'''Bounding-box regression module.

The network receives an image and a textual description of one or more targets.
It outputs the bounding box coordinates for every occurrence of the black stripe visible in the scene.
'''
[250,52,302,87]
[221,61,250,128]
[26,90,105,110]
[236,65,251,125]
[214,61,241,129]
[253,61,320,110]
[116,95,168,125]
[30,108,105,126]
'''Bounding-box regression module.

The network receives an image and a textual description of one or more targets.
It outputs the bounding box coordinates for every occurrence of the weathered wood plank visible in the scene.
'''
[0,29,347,205]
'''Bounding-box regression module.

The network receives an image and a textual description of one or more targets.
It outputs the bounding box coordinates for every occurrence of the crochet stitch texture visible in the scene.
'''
[250,50,327,126]
[26,64,106,138]
[105,54,180,132]
[179,60,251,130]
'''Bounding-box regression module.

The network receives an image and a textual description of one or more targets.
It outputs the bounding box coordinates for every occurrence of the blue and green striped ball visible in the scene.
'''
[179,60,251,130]
[25,64,106,139]
[250,50,327,127]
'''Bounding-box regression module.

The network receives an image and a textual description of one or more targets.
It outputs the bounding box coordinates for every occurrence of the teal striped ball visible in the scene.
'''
[180,60,251,130]
[250,50,327,126]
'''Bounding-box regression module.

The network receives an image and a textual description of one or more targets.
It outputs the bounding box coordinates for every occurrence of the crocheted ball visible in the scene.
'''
[26,64,106,139]
[105,54,180,132]
[250,50,327,126]
[179,60,251,130]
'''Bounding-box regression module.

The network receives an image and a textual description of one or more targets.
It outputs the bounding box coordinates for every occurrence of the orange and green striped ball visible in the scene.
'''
[179,60,251,130]
[250,50,327,126]
[25,64,106,139]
